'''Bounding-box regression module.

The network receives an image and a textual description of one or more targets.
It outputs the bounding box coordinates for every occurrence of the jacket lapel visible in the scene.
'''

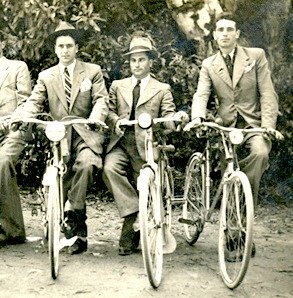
[212,52,232,88]
[0,58,9,89]
[70,60,85,111]
[51,66,68,111]
[232,46,250,88]
[120,78,133,108]
[137,77,160,107]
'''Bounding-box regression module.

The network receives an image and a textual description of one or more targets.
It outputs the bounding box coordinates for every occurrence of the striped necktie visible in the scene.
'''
[64,67,71,106]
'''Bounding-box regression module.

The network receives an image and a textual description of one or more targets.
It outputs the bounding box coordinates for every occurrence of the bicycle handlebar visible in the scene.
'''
[191,121,284,141]
[11,116,108,129]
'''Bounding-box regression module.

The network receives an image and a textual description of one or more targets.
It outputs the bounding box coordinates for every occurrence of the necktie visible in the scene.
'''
[224,55,233,78]
[130,80,141,120]
[64,67,72,107]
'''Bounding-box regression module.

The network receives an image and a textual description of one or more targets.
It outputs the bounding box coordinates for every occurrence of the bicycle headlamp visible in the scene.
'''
[229,130,244,145]
[138,113,152,129]
[45,122,66,142]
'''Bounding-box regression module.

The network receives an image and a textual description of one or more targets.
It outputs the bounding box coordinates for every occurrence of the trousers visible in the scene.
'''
[103,131,144,218]
[0,136,26,240]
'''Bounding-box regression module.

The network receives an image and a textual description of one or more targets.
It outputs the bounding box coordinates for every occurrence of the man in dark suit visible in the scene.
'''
[14,21,109,254]
[185,13,281,207]
[0,32,32,246]
[103,33,188,255]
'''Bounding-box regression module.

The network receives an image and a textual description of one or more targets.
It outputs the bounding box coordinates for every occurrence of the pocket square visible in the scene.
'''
[244,60,256,73]
[80,78,92,92]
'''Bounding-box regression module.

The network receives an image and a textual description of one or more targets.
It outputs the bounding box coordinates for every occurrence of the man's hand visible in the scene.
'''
[115,118,128,136]
[9,119,23,132]
[263,127,284,141]
[173,111,189,122]
[0,122,9,135]
[183,117,202,131]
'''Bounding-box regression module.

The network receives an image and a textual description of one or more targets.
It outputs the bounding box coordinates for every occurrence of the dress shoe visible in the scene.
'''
[225,242,256,262]
[119,213,139,255]
[67,238,87,255]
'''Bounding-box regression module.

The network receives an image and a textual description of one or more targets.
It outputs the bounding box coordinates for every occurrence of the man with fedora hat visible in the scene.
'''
[102,32,188,255]
[0,31,32,247]
[13,21,109,254]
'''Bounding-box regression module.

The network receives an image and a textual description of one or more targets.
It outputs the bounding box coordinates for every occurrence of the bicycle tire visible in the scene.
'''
[182,153,205,245]
[218,170,254,289]
[47,167,61,280]
[138,167,163,288]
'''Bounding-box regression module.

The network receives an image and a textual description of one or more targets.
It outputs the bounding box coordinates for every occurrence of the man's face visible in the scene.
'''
[55,35,78,66]
[213,19,240,50]
[130,52,153,80]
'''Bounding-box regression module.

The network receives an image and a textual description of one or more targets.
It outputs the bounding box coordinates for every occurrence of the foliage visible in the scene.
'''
[0,0,292,203]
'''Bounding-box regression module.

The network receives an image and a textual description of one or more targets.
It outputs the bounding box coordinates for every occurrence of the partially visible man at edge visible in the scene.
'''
[0,31,32,247]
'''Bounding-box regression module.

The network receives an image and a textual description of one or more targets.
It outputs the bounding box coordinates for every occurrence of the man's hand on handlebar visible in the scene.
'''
[263,127,284,141]
[183,117,203,131]
[115,118,129,136]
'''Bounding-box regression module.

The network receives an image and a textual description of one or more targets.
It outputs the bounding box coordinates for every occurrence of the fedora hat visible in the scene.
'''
[47,21,83,49]
[124,36,157,58]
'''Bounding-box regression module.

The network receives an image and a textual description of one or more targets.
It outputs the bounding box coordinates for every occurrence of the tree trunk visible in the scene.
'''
[165,0,223,40]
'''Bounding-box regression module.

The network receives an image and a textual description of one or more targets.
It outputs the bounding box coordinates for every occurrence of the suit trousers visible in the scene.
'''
[63,136,101,211]
[238,134,272,206]
[0,136,26,240]
[103,130,144,218]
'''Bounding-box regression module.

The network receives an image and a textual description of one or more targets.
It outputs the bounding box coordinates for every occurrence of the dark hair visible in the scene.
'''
[214,12,238,30]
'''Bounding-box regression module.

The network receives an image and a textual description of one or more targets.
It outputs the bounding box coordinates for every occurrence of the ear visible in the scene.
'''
[236,29,240,39]
[75,44,79,53]
[213,31,217,40]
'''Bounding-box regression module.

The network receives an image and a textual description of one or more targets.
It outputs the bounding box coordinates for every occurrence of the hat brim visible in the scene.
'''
[47,29,83,50]
[123,48,158,58]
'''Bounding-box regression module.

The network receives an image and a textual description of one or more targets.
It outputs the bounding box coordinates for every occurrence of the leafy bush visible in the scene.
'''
[1,0,291,203]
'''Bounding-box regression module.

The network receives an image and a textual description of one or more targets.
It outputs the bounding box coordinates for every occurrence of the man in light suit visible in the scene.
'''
[14,22,109,254]
[0,32,32,246]
[184,13,281,259]
[103,33,188,255]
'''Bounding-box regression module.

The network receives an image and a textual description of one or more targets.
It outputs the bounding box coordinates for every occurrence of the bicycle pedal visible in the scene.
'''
[178,217,197,225]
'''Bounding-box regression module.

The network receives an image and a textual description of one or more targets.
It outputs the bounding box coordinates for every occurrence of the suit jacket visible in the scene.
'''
[106,76,176,160]
[191,46,279,129]
[0,56,32,139]
[18,59,109,154]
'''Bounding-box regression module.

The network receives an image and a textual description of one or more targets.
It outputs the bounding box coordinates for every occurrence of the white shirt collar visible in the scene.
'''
[59,60,76,78]
[222,48,236,60]
[131,74,150,92]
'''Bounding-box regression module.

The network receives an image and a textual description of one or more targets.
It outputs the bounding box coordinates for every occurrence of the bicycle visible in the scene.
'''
[119,113,181,288]
[12,115,107,279]
[180,121,283,289]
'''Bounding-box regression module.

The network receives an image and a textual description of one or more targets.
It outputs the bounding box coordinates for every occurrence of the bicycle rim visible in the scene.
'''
[182,153,205,245]
[48,170,61,280]
[219,171,254,289]
[139,167,163,288]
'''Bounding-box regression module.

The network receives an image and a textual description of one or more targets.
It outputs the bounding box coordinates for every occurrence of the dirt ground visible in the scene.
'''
[0,194,292,298]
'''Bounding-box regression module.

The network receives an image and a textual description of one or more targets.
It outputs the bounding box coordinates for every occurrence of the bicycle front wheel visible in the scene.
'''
[138,167,163,288]
[47,167,61,280]
[219,171,254,289]
[182,153,205,245]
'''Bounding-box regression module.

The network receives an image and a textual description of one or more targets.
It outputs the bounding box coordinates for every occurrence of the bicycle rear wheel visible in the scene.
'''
[47,167,61,280]
[138,167,163,288]
[181,153,205,245]
[218,171,254,289]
